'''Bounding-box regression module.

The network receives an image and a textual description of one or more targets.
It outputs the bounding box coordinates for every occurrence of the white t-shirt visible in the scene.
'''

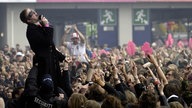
[66,42,87,62]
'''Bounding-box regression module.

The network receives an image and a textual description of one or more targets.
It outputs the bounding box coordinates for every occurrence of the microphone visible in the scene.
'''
[38,14,43,21]
[38,15,44,26]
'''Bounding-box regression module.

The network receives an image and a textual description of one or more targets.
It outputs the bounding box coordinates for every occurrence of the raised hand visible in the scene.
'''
[130,60,138,77]
[65,26,72,34]
[147,54,158,67]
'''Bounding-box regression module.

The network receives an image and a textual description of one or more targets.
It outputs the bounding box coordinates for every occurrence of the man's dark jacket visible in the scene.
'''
[26,24,65,91]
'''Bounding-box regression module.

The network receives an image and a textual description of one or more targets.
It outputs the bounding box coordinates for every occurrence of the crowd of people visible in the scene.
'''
[0,8,192,108]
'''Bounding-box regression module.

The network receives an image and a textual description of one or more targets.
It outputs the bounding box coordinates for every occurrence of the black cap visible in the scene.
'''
[41,74,54,93]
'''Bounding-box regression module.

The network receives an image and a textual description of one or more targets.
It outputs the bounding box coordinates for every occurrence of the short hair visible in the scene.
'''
[101,95,123,108]
[167,64,178,72]
[124,90,138,104]
[84,100,101,108]
[12,86,24,99]
[169,101,184,108]
[20,8,28,24]
[163,83,181,98]
[85,84,106,102]
[139,90,158,108]
[68,93,87,108]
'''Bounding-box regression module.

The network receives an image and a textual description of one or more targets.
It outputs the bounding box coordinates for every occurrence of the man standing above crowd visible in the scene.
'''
[20,8,66,95]
[62,24,88,63]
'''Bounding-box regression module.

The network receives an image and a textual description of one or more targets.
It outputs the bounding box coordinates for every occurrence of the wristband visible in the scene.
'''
[45,23,49,27]
[153,79,160,85]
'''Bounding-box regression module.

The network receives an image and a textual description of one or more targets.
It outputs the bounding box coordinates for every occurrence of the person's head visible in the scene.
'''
[85,84,106,102]
[12,86,24,99]
[164,83,181,98]
[3,44,9,52]
[5,87,13,99]
[15,52,24,62]
[163,83,184,106]
[169,101,184,108]
[40,74,54,94]
[139,90,159,108]
[165,70,174,81]
[20,8,39,24]
[16,44,20,49]
[72,82,83,93]
[68,93,87,108]
[84,100,101,108]
[3,44,10,55]
[101,95,123,108]
[167,64,178,72]
[71,32,80,45]
[165,70,180,81]
[18,65,25,74]
[124,90,138,104]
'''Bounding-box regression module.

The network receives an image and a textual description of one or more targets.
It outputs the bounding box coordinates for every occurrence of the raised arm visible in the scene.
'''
[62,26,72,47]
[147,54,168,85]
[73,24,85,43]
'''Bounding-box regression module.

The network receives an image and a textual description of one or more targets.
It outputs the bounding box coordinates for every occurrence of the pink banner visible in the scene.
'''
[138,0,192,2]
[37,0,192,2]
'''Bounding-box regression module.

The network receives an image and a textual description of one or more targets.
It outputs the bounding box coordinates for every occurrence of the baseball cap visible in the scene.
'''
[41,74,54,92]
[16,52,24,57]
[71,33,79,39]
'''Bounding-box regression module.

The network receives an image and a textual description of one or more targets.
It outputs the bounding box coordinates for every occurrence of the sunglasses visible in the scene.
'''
[27,10,36,19]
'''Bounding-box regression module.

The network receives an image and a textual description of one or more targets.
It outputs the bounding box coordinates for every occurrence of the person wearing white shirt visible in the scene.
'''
[62,24,88,63]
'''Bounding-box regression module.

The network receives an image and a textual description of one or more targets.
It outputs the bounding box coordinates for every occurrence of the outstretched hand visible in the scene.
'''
[72,24,77,30]
[65,26,72,34]
[92,71,101,83]
[130,60,138,77]
[146,54,158,67]
[157,80,164,95]
[41,16,49,26]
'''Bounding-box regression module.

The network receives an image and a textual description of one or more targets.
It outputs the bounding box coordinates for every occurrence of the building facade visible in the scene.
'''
[0,1,192,49]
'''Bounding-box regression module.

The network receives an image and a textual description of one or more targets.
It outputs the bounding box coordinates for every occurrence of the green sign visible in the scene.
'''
[133,9,149,25]
[100,9,117,25]
[86,24,97,37]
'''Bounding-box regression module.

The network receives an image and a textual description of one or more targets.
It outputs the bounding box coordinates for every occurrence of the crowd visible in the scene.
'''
[0,8,191,108]
[0,39,192,108]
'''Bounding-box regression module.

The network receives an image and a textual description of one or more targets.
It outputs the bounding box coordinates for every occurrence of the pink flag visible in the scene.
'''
[165,40,169,47]
[141,42,153,55]
[189,38,192,50]
[177,40,184,49]
[166,33,174,47]
[126,41,136,56]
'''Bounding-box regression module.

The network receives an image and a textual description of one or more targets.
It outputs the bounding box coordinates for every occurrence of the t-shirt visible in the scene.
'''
[66,42,87,63]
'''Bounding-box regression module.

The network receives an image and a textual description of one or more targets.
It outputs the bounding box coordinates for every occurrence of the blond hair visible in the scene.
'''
[68,93,87,108]
[85,100,101,108]
[169,101,184,108]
